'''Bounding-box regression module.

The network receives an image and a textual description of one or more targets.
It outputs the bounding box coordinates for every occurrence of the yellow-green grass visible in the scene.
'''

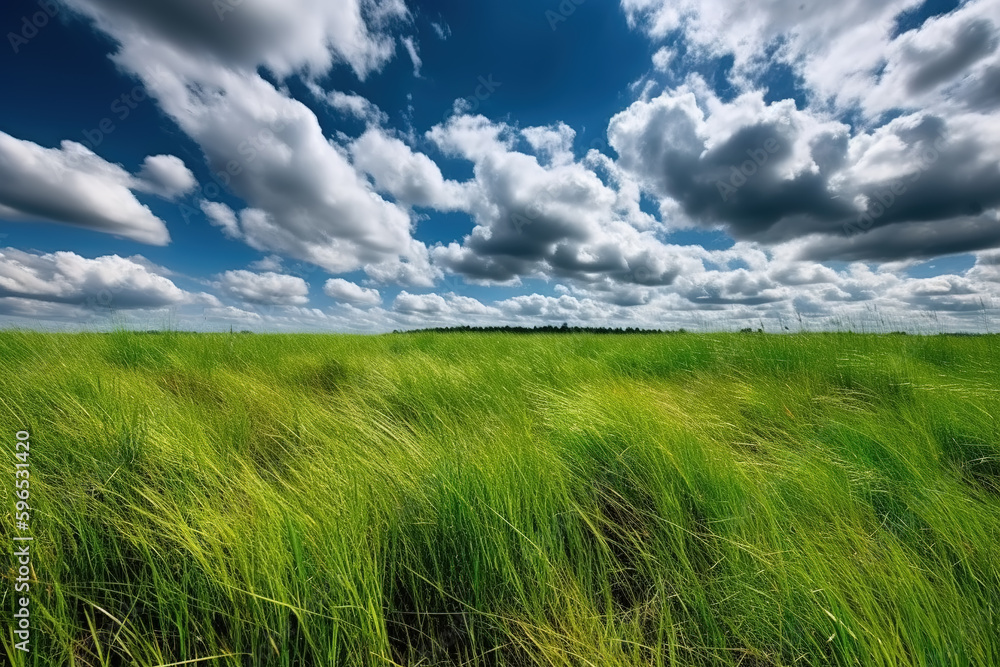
[1,331,998,666]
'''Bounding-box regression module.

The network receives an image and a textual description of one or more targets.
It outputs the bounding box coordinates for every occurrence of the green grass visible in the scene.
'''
[1,331,998,666]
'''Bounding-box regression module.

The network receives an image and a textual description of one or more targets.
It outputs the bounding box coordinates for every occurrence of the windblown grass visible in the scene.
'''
[1,331,998,666]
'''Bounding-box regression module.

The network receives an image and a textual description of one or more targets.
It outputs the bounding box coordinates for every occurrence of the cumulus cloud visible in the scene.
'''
[216,270,309,306]
[324,278,382,306]
[425,114,701,287]
[393,291,500,318]
[608,84,851,238]
[621,0,1000,119]
[203,305,263,322]
[607,78,1000,261]
[61,0,409,80]
[349,128,473,210]
[6,245,989,332]
[427,113,515,161]
[522,123,577,167]
[132,52,422,276]
[620,0,920,105]
[0,248,217,309]
[604,0,1000,272]
[62,0,436,286]
[248,255,284,272]
[651,46,675,72]
[841,0,999,116]
[0,297,89,321]
[393,291,447,315]
[0,131,174,245]
[362,239,440,287]
[497,293,611,322]
[132,154,197,199]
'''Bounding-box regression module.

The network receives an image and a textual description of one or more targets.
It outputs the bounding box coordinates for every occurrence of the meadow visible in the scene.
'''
[1,330,998,666]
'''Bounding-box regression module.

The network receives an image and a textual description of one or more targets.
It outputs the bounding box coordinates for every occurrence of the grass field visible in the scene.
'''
[1,331,999,666]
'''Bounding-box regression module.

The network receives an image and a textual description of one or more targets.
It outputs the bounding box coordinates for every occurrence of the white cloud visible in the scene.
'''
[522,123,577,167]
[427,114,515,161]
[0,131,173,245]
[306,84,388,125]
[249,255,284,272]
[324,278,382,306]
[860,1,1000,116]
[3,244,987,332]
[363,239,441,287]
[620,0,1000,119]
[62,0,409,80]
[203,305,263,321]
[392,291,500,318]
[497,293,610,322]
[430,21,451,40]
[651,46,675,72]
[606,78,1000,260]
[401,36,422,77]
[0,248,217,309]
[349,128,473,210]
[620,0,921,101]
[0,297,89,322]
[425,114,701,286]
[60,0,435,286]
[133,154,197,199]
[200,200,241,239]
[117,48,426,279]
[393,291,448,314]
[216,270,309,305]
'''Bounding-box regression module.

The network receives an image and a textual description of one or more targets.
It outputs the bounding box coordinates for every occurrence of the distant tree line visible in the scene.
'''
[395,326,993,336]
[394,324,687,334]
[106,327,991,336]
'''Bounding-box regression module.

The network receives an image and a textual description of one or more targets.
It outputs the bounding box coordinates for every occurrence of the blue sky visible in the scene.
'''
[1,0,999,331]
